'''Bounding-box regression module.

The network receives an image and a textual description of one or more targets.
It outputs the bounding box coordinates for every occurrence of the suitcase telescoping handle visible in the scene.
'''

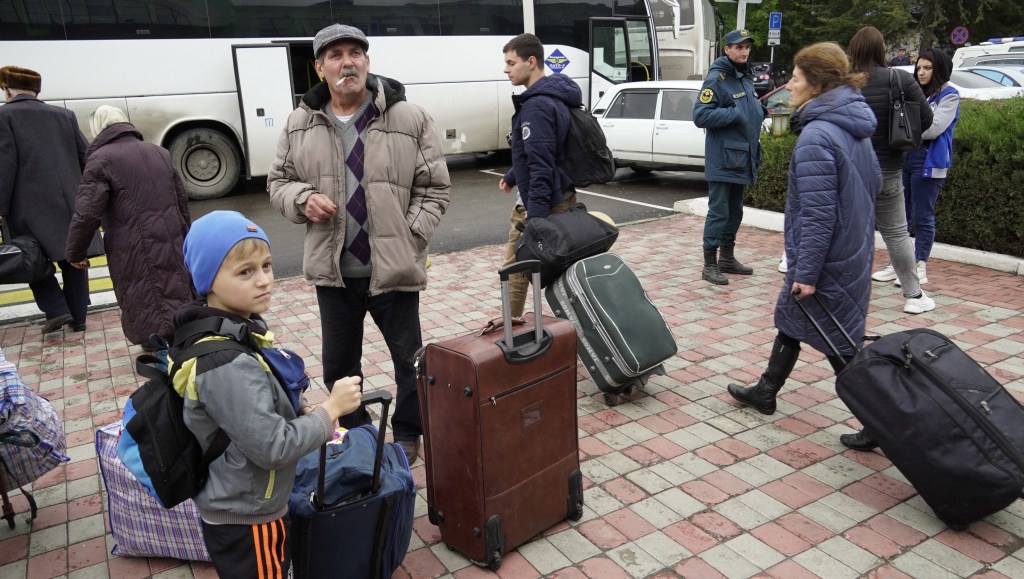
[790,289,861,370]
[315,390,392,509]
[499,260,544,348]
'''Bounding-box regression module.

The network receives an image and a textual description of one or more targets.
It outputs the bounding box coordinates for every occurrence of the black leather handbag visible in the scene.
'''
[0,222,55,285]
[888,69,923,150]
[514,203,619,288]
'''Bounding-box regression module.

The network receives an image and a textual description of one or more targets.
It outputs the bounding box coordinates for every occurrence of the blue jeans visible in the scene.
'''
[877,168,920,297]
[703,181,746,250]
[316,280,423,441]
[903,149,944,263]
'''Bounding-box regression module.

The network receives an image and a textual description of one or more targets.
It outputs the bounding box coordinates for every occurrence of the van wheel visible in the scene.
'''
[168,128,241,200]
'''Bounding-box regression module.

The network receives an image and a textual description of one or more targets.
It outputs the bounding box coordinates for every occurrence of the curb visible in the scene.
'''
[674,198,1024,276]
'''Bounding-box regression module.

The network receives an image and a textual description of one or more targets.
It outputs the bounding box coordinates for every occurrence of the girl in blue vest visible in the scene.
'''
[902,48,960,286]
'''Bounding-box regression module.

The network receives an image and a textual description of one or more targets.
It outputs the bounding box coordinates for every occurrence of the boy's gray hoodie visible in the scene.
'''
[169,302,334,525]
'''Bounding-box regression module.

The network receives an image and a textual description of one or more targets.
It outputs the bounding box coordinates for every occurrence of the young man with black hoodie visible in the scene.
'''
[498,33,580,316]
[693,29,768,285]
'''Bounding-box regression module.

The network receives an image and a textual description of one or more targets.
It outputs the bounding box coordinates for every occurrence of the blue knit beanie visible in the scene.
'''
[184,211,270,296]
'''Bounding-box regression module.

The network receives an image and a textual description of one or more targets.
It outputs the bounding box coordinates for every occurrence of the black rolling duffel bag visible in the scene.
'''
[794,292,1024,530]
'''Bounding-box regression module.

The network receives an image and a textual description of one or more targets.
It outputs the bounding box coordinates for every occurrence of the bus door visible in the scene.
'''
[232,44,296,178]
[588,17,658,109]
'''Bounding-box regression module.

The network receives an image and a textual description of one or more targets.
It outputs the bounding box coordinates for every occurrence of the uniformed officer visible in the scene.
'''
[693,29,768,285]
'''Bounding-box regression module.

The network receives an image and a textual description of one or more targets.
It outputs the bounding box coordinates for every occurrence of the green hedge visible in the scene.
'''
[746,97,1024,258]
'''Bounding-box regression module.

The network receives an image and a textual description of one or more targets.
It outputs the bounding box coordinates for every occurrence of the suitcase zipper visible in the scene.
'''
[487,366,569,406]
[904,344,1024,469]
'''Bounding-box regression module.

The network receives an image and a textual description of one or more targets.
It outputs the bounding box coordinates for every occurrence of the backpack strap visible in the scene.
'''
[146,333,253,470]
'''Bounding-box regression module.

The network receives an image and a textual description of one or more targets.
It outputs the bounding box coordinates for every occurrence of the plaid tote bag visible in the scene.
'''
[0,349,69,488]
[96,422,211,561]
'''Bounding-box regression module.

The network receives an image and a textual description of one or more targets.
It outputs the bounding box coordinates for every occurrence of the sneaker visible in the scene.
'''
[894,261,928,287]
[872,263,897,282]
[904,291,936,314]
[778,258,788,273]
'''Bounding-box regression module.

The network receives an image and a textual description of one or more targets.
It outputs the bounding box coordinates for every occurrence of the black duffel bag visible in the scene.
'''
[514,203,618,287]
[0,222,55,285]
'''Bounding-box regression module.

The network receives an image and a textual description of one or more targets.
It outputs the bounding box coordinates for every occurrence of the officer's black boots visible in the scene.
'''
[702,248,728,285]
[718,243,754,275]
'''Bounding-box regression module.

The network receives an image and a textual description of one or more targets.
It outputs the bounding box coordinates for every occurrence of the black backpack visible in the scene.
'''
[560,105,616,187]
[120,320,254,508]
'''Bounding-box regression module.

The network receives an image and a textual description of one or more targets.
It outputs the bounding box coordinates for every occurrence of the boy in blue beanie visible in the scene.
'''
[172,210,362,576]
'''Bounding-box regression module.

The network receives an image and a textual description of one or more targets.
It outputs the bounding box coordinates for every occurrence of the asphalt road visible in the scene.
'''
[190,153,710,279]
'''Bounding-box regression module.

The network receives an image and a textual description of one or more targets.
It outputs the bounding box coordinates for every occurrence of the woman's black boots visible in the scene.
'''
[727,336,800,415]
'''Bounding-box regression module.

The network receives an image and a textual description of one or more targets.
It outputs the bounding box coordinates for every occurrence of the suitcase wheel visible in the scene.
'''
[603,393,623,406]
[488,551,502,570]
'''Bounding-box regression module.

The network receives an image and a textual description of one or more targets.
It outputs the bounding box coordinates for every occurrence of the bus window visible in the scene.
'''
[64,0,212,39]
[439,0,522,36]
[207,0,332,39]
[0,0,66,40]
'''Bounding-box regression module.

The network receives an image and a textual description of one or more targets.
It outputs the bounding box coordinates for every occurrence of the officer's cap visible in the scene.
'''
[724,29,755,47]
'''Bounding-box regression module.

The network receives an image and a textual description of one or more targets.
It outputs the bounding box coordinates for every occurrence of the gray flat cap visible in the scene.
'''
[314,24,369,58]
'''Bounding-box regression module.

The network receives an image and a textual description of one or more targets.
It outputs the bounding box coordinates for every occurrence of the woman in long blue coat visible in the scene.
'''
[728,42,881,447]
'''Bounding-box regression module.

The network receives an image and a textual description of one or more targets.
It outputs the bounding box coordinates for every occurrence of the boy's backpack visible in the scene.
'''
[560,105,616,187]
[117,318,310,509]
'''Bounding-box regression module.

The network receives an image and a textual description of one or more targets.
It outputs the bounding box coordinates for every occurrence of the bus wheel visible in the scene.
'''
[169,128,241,200]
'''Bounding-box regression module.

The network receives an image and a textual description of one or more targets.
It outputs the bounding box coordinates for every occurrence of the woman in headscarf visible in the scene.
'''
[65,105,196,352]
[902,48,960,288]
[727,43,881,446]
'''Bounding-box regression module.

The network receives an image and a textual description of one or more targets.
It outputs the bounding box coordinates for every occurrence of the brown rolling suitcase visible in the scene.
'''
[415,261,584,570]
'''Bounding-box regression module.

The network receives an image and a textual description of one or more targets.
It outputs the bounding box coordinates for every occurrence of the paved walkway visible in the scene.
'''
[1,214,1023,579]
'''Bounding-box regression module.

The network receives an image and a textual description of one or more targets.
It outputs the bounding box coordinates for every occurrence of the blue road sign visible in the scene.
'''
[951,26,969,45]
[769,12,782,30]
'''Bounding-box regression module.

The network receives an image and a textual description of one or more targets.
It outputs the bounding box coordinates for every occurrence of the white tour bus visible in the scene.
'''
[1,0,716,199]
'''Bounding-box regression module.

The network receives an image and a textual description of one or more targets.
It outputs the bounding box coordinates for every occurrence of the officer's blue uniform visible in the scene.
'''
[693,30,767,252]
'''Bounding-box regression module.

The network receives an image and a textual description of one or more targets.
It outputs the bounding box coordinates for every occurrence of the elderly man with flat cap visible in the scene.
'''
[692,29,767,286]
[0,66,103,335]
[268,24,450,463]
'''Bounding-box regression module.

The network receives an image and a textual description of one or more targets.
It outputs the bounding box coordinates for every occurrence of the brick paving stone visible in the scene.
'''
[792,546,859,579]
[700,543,762,578]
[725,533,786,570]
[604,508,657,541]
[750,522,812,556]
[817,535,883,574]
[26,547,68,579]
[912,538,985,577]
[634,530,691,567]
[934,528,1007,563]
[578,556,629,579]
[548,528,602,564]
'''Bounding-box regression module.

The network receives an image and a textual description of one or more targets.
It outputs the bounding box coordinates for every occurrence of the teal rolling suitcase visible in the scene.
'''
[545,253,677,405]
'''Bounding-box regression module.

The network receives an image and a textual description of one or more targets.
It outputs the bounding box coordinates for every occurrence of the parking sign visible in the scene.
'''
[769,12,782,30]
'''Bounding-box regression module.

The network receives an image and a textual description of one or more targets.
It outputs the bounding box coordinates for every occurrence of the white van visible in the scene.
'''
[953,36,1024,67]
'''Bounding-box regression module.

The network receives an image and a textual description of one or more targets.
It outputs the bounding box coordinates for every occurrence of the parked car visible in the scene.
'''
[959,65,1024,87]
[751,62,787,96]
[760,84,790,114]
[592,80,705,174]
[960,54,1024,68]
[761,68,1024,116]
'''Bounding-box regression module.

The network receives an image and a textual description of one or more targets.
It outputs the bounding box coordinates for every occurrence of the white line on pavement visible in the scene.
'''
[479,169,674,211]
